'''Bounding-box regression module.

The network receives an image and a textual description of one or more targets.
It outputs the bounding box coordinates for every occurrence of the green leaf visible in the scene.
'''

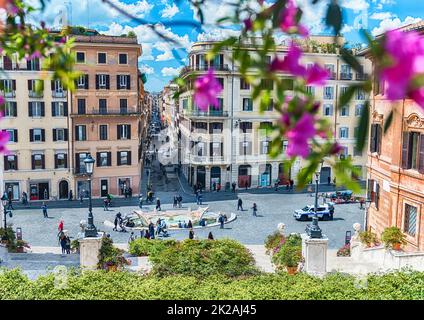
[325,2,343,35]
[355,100,370,151]
[339,86,356,109]
[384,110,394,133]
[340,48,362,73]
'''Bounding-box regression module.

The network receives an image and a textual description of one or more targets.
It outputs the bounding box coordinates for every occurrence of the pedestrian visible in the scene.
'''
[58,219,64,233]
[139,194,143,209]
[156,198,161,211]
[232,182,236,193]
[275,179,279,191]
[212,182,216,191]
[252,203,258,217]
[208,232,214,240]
[22,192,28,205]
[187,220,193,229]
[218,214,225,229]
[103,198,109,211]
[113,212,122,232]
[60,233,66,254]
[42,202,48,218]
[173,195,177,208]
[68,190,73,201]
[327,176,331,186]
[128,187,133,198]
[216,183,221,192]
[237,198,243,211]
[178,195,182,208]
[149,222,155,239]
[188,229,195,240]
[144,229,150,239]
[65,235,71,254]
[128,232,136,243]
[6,191,14,210]
[290,179,294,190]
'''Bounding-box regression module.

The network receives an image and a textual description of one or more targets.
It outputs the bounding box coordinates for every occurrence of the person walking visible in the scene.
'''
[60,233,66,254]
[198,192,202,205]
[22,192,28,205]
[149,222,155,240]
[218,214,225,229]
[252,203,258,217]
[156,198,161,211]
[232,182,236,193]
[103,198,109,211]
[58,219,64,233]
[216,183,221,192]
[113,213,122,232]
[327,176,331,186]
[187,220,193,229]
[237,198,243,211]
[290,179,294,190]
[65,235,71,254]
[128,232,136,243]
[178,194,182,208]
[42,202,48,218]
[6,191,14,210]
[173,195,177,208]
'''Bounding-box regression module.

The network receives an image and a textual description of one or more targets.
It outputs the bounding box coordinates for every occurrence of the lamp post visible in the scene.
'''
[306,160,324,239]
[1,195,12,241]
[83,155,97,237]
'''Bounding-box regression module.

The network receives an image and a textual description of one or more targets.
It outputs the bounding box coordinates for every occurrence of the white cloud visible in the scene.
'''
[371,16,422,36]
[139,64,154,74]
[106,0,153,18]
[297,0,329,35]
[161,3,179,18]
[197,28,240,42]
[161,66,183,77]
[370,12,395,20]
[341,0,369,12]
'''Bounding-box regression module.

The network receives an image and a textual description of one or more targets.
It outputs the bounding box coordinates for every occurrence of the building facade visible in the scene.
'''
[365,23,424,251]
[177,37,371,191]
[70,34,143,198]
[1,55,73,200]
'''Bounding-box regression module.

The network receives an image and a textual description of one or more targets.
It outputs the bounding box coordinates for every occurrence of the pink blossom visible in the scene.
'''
[0,115,10,154]
[305,63,330,86]
[281,113,291,127]
[279,0,309,37]
[270,43,306,77]
[28,51,42,60]
[2,0,19,15]
[330,142,342,155]
[286,113,316,158]
[0,95,4,106]
[193,68,223,111]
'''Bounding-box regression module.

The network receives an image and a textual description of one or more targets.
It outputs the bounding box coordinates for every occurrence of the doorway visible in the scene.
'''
[196,166,206,190]
[58,180,69,199]
[38,183,49,200]
[101,179,109,197]
[320,167,331,184]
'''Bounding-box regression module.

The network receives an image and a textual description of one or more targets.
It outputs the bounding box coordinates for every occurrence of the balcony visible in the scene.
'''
[184,110,228,118]
[340,73,353,80]
[356,73,369,81]
[328,72,336,80]
[180,64,230,76]
[29,91,44,98]
[1,91,15,98]
[0,62,40,71]
[52,90,67,98]
[71,107,140,116]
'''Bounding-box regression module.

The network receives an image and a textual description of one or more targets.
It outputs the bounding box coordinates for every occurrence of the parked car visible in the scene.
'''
[293,203,335,221]
[326,190,353,201]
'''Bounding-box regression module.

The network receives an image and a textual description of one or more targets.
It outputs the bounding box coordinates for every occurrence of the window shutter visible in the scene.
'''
[64,129,68,141]
[15,155,18,170]
[96,75,99,89]
[28,102,33,117]
[28,80,33,90]
[41,154,45,169]
[377,125,382,154]
[85,74,89,89]
[29,129,34,142]
[418,135,424,174]
[41,102,45,116]
[106,75,110,89]
[4,156,9,171]
[54,154,58,169]
[31,155,35,170]
[51,102,56,117]
[51,80,55,91]
[127,125,131,139]
[127,151,132,165]
[375,183,380,210]
[116,75,120,89]
[64,102,68,116]
[14,129,18,142]
[127,75,131,90]
[64,154,68,168]
[41,129,45,141]
[107,152,112,166]
[13,102,17,117]
[117,125,121,139]
[12,80,16,90]
[75,153,80,173]
[26,60,31,70]
[401,132,409,169]
[96,152,100,166]
[117,152,121,165]
[52,129,57,141]
[370,124,376,153]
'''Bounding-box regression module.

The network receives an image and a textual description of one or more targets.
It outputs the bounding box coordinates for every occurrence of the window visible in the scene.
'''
[51,79,64,97]
[32,154,45,170]
[97,152,111,167]
[239,122,252,133]
[260,79,274,90]
[216,78,224,89]
[367,179,380,209]
[96,74,110,89]
[210,142,222,157]
[29,80,44,96]
[55,153,67,169]
[120,99,128,113]
[340,64,352,79]
[52,102,67,117]
[117,75,130,90]
[305,86,315,96]
[355,104,364,116]
[265,99,274,111]
[370,123,382,154]
[353,145,362,157]
[97,52,107,64]
[77,99,86,114]
[323,104,333,116]
[182,99,188,109]
[239,141,252,155]
[4,102,17,117]
[340,86,349,96]
[75,125,87,141]
[402,132,424,172]
[119,53,128,64]
[194,122,207,132]
[76,52,85,63]
[30,128,45,142]
[27,58,40,71]
[242,98,253,111]
[195,142,205,156]
[99,125,108,140]
[76,153,89,174]
[260,140,270,154]
[28,101,44,117]
[325,64,335,78]
[77,74,89,89]
[354,127,359,139]
[339,127,349,139]
[240,78,250,90]
[404,204,418,237]
[340,105,349,116]
[99,99,107,114]
[117,151,131,166]
[324,86,334,99]
[357,88,366,100]
[53,128,67,142]
[4,154,18,170]
[5,129,17,142]
[1,79,15,97]
[117,124,131,140]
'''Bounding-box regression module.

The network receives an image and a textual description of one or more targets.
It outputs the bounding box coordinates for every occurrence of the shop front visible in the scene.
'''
[29,181,49,200]
[210,166,221,190]
[5,182,20,200]
[259,164,272,187]
[238,165,251,188]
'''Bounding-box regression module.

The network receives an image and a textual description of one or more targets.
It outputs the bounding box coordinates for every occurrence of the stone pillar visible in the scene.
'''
[301,233,329,277]
[79,232,104,270]
[205,166,211,191]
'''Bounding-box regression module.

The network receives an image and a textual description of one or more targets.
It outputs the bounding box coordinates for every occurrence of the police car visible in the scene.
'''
[293,203,335,221]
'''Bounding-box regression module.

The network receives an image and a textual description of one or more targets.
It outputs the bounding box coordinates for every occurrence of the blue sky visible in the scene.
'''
[31,0,424,92]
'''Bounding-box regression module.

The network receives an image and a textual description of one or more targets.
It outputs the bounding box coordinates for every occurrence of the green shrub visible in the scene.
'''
[264,231,285,254]
[381,227,407,249]
[128,238,176,257]
[149,239,258,278]
[97,237,130,270]
[273,244,302,269]
[359,230,379,247]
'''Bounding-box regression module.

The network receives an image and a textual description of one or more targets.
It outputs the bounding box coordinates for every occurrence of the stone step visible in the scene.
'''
[8,253,79,262]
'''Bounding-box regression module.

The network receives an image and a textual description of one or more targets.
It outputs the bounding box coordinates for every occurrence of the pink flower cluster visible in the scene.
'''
[279,0,309,37]
[271,43,330,86]
[0,0,19,15]
[381,30,424,109]
[286,112,316,158]
[193,68,223,111]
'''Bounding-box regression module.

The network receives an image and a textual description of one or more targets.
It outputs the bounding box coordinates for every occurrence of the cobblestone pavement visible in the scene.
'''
[8,192,364,250]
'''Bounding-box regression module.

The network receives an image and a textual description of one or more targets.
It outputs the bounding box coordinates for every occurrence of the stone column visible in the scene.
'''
[79,232,104,270]
[301,233,329,277]
[205,166,211,191]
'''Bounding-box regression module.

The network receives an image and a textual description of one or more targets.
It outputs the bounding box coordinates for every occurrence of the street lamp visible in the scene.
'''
[83,154,97,237]
[306,160,324,238]
[1,194,12,241]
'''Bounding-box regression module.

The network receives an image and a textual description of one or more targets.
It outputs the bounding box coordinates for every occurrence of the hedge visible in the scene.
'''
[0,269,424,300]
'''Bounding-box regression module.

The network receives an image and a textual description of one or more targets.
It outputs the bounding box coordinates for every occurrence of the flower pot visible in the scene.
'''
[107,265,118,272]
[286,266,298,275]
[392,243,402,251]
[16,247,24,253]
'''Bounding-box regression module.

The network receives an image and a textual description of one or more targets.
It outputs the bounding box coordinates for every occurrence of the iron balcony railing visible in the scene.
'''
[356,73,369,81]
[52,90,67,98]
[340,73,353,80]
[72,108,140,116]
[184,110,228,117]
[180,64,230,76]
[28,91,44,98]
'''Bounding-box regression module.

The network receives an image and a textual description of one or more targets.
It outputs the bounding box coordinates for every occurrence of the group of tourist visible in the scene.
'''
[57,219,72,254]
[237,198,258,216]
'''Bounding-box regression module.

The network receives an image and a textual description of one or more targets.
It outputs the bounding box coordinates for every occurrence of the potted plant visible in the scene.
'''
[359,230,378,247]
[264,231,285,255]
[97,237,130,271]
[381,227,407,251]
[273,243,302,275]
[16,240,30,253]
[71,239,80,254]
[337,244,351,257]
